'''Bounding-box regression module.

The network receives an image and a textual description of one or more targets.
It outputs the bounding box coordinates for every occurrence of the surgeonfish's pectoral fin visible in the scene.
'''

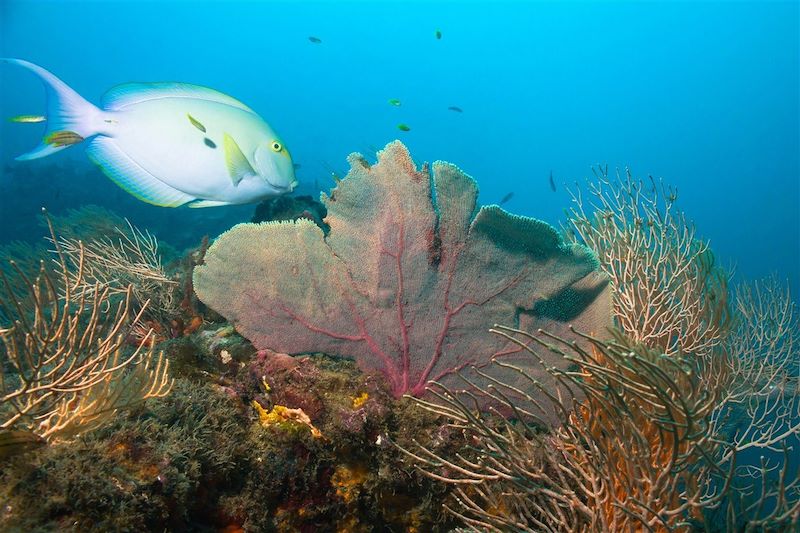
[188,199,232,208]
[223,132,256,186]
[86,136,195,207]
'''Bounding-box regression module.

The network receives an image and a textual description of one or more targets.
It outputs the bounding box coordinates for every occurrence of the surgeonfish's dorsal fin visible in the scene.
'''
[101,82,255,113]
[86,136,195,207]
[223,133,255,186]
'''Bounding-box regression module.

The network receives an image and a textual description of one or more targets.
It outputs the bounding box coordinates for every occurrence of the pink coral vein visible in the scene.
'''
[412,250,530,395]
[380,219,412,394]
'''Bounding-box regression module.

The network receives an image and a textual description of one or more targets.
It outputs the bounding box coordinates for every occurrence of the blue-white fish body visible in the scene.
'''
[2,58,297,207]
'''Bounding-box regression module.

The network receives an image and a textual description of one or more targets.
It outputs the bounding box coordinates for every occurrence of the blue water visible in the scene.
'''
[1,0,797,293]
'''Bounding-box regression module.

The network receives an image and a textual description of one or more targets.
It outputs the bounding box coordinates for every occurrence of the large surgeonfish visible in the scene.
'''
[2,58,297,207]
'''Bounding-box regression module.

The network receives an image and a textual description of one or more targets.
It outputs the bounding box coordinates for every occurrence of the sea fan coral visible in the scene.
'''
[194,141,611,397]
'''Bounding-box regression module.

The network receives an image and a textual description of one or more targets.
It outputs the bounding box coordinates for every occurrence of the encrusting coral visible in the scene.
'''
[194,141,611,399]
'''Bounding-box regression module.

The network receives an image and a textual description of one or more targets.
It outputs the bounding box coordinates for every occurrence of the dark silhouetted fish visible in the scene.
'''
[435,29,442,40]
[308,36,322,43]
[447,106,463,113]
[499,192,514,205]
[549,170,556,192]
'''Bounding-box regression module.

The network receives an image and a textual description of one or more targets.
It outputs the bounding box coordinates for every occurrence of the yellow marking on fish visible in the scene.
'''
[8,114,45,123]
[44,130,84,147]
[187,113,206,132]
[223,132,255,185]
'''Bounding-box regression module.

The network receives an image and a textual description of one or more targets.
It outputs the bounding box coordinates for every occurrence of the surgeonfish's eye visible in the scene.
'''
[270,141,283,152]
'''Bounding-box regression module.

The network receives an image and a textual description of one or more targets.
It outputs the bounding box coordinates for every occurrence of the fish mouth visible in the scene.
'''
[268,176,298,193]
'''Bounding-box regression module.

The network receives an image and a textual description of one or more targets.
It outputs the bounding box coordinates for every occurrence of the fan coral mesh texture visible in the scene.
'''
[194,141,610,397]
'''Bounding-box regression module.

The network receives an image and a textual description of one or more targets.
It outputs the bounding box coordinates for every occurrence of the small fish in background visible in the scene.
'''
[447,106,463,113]
[549,170,556,192]
[388,98,401,106]
[293,163,302,170]
[322,161,343,183]
[499,192,514,205]
[308,36,322,43]
[8,114,45,123]
[359,144,381,164]
[435,29,442,40]
[1,58,297,207]
[397,124,411,132]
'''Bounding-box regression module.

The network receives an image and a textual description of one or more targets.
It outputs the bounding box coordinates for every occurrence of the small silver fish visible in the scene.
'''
[8,114,46,123]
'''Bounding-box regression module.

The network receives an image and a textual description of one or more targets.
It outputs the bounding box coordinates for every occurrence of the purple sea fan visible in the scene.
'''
[193,141,610,398]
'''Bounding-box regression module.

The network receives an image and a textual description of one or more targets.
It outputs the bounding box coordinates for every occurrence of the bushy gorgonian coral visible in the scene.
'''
[404,168,800,531]
[0,213,172,454]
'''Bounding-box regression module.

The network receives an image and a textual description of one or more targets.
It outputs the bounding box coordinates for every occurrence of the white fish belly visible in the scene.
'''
[107,98,270,200]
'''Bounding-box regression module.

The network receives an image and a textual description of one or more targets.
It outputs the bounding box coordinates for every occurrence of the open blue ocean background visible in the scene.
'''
[1,0,797,294]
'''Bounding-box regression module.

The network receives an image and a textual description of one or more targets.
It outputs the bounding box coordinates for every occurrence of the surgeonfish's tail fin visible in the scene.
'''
[1,58,105,161]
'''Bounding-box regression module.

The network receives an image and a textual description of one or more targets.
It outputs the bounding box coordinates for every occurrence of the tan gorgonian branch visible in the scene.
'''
[402,326,725,532]
[714,278,799,451]
[0,213,173,449]
[705,277,800,529]
[54,219,178,321]
[566,167,730,359]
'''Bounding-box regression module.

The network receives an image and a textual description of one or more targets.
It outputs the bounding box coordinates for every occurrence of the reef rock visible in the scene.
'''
[194,141,610,398]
